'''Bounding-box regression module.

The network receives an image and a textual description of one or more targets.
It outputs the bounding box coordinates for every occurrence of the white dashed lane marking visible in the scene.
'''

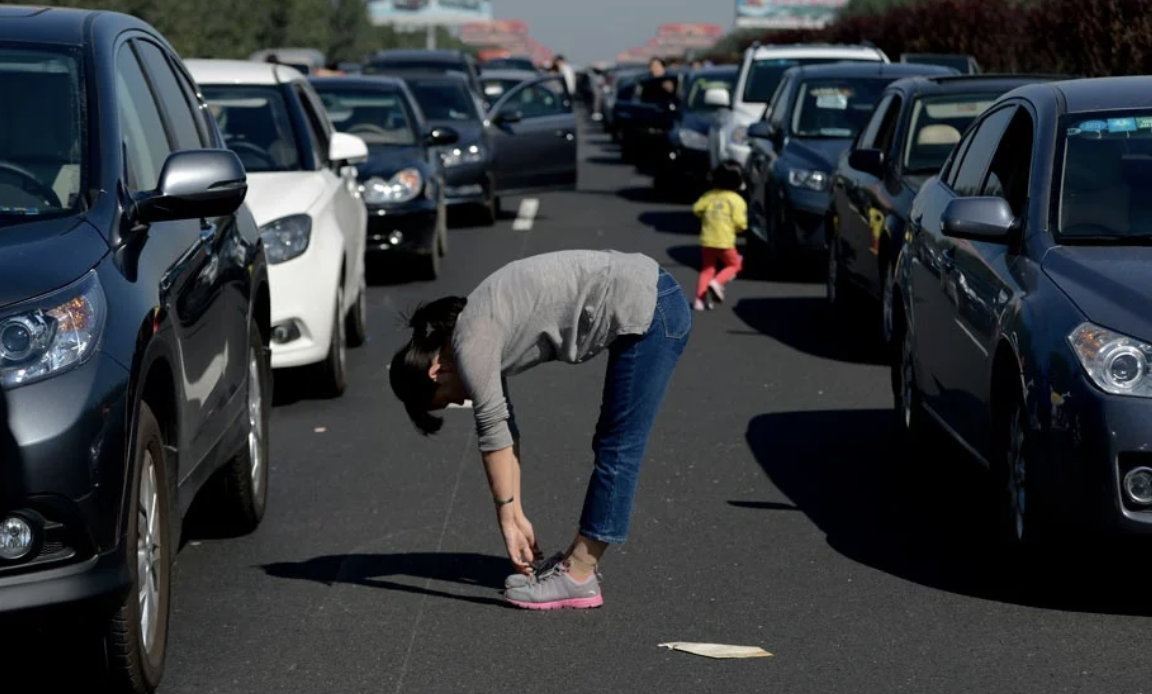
[511,198,539,231]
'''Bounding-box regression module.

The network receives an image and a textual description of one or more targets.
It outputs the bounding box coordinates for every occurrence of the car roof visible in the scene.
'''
[885,73,1065,98]
[751,43,886,60]
[0,5,148,44]
[372,49,466,62]
[185,58,303,85]
[480,68,539,81]
[308,74,407,90]
[786,62,957,79]
[687,65,739,79]
[1047,76,1152,114]
[393,71,472,85]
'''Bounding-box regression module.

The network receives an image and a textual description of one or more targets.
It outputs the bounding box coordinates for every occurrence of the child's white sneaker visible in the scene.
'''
[708,280,726,303]
[694,298,707,311]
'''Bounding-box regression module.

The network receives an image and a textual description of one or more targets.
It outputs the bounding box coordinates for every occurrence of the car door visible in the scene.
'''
[909,105,1016,424]
[116,40,229,475]
[945,105,1035,450]
[487,75,577,194]
[838,92,900,288]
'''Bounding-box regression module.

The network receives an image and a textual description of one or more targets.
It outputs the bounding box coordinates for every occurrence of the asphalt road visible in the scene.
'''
[153,112,1152,694]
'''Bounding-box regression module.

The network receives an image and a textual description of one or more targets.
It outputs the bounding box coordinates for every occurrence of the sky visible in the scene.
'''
[489,0,738,65]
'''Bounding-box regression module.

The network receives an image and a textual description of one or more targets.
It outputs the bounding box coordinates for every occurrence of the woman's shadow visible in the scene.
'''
[261,552,514,608]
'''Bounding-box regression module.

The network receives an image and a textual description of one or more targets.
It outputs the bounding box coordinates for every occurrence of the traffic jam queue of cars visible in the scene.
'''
[0,8,575,694]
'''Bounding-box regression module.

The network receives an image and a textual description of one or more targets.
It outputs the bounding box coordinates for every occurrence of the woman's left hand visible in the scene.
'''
[499,516,534,575]
[515,513,541,561]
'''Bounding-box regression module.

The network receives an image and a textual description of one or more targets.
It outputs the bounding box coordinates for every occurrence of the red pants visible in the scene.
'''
[697,247,742,299]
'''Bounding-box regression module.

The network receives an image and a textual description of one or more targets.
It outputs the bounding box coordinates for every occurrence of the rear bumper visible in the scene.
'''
[443,163,490,205]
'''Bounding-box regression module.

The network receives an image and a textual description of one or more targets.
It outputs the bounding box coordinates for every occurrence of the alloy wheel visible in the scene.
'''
[247,351,264,497]
[1007,406,1028,542]
[826,237,838,306]
[335,288,346,375]
[901,326,915,430]
[882,268,895,345]
[137,451,161,654]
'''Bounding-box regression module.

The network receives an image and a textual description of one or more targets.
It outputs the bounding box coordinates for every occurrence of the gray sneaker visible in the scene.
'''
[504,560,603,610]
[505,552,564,589]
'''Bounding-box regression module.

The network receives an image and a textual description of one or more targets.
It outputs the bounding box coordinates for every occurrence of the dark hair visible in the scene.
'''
[389,296,467,436]
[710,159,744,192]
[265,53,280,64]
[650,57,665,67]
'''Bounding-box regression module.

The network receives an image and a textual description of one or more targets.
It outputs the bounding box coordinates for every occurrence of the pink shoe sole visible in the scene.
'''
[505,594,604,610]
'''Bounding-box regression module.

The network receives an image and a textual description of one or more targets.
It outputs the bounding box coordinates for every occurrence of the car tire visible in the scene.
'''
[994,392,1052,552]
[346,276,368,349]
[316,286,348,398]
[106,401,172,694]
[826,228,849,313]
[892,302,929,459]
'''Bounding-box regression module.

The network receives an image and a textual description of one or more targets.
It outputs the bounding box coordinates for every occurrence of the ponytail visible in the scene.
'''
[389,296,468,436]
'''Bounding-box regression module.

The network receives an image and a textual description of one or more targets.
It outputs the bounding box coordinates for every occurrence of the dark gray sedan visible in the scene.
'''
[893,76,1152,551]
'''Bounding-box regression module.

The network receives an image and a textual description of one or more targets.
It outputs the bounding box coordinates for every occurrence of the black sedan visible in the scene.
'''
[655,64,738,193]
[311,75,455,279]
[827,73,1059,346]
[743,61,957,275]
[0,7,271,692]
[893,76,1152,550]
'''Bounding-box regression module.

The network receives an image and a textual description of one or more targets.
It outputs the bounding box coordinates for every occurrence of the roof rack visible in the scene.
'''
[926,73,1072,83]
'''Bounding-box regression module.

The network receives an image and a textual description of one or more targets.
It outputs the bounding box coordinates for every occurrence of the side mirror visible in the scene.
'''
[848,148,885,177]
[703,87,730,108]
[329,131,368,164]
[427,127,460,146]
[747,121,773,140]
[136,149,247,224]
[494,109,523,124]
[941,196,1015,242]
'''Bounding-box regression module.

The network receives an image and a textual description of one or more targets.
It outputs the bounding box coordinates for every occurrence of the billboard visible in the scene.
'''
[367,0,493,26]
[735,0,848,29]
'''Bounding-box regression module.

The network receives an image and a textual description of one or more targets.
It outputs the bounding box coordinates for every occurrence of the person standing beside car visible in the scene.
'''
[552,54,577,96]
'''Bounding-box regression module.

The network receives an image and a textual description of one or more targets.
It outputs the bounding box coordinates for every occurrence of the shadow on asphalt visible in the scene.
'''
[746,409,1152,617]
[260,552,514,608]
[728,500,800,511]
[731,296,888,366]
[638,210,696,234]
[584,155,628,166]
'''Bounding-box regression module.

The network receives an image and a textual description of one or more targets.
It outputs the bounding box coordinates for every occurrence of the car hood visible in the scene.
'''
[243,172,327,226]
[1042,245,1152,342]
[429,119,484,145]
[0,216,109,309]
[358,145,426,178]
[784,137,852,172]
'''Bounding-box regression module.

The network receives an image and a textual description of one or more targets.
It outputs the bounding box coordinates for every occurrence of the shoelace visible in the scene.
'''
[526,555,603,585]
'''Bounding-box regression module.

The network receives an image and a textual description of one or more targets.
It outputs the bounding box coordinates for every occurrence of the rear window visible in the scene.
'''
[903,93,999,173]
[790,78,891,138]
[314,88,418,146]
[742,57,875,103]
[406,81,479,121]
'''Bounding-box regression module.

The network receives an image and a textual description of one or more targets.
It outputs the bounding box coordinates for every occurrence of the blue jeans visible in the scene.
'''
[578,268,691,544]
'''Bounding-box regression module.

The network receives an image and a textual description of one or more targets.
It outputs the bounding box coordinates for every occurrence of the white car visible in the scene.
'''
[705,43,889,169]
[188,59,370,397]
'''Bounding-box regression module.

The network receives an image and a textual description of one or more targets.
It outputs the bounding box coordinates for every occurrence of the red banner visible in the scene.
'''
[657,23,724,38]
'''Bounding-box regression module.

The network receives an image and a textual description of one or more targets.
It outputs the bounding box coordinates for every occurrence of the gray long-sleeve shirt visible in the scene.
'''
[451,250,660,452]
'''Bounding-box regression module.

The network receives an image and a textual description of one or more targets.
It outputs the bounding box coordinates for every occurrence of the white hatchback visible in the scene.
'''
[188,59,369,397]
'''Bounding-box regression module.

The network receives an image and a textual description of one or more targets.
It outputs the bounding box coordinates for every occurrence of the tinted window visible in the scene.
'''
[0,44,84,219]
[742,57,875,104]
[134,41,203,150]
[950,106,1015,196]
[295,84,332,166]
[790,78,891,138]
[484,58,536,71]
[903,93,1000,173]
[407,81,480,121]
[501,79,570,118]
[117,46,171,191]
[685,73,736,111]
[201,85,303,172]
[982,108,1033,216]
[856,93,896,150]
[315,87,418,146]
[1057,111,1152,238]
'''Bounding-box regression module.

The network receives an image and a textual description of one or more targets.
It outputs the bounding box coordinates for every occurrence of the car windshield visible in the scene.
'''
[0,45,85,224]
[743,57,873,103]
[201,85,302,173]
[407,81,479,121]
[790,78,890,138]
[1057,112,1152,240]
[686,74,736,111]
[905,55,973,73]
[315,88,418,146]
[903,93,1000,173]
[485,58,536,71]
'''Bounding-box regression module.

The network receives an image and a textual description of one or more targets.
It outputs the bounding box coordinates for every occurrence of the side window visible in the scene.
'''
[504,79,571,118]
[762,78,787,122]
[133,40,203,150]
[950,106,1016,196]
[116,45,171,191]
[982,108,1034,216]
[171,60,216,146]
[768,79,791,130]
[857,93,896,150]
[873,96,903,155]
[292,83,330,167]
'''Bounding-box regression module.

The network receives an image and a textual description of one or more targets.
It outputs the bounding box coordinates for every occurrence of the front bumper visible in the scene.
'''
[443,162,490,205]
[1042,370,1152,535]
[268,246,341,370]
[777,187,831,251]
[665,144,711,183]
[365,199,439,254]
[1,352,133,616]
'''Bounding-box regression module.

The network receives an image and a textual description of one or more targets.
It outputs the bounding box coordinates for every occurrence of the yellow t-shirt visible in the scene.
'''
[693,189,748,250]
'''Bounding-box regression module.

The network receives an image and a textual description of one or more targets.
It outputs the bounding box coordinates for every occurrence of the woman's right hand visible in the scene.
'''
[499,516,534,575]
[514,513,542,562]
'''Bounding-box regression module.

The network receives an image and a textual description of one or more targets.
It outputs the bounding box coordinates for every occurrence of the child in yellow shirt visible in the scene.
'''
[691,160,747,310]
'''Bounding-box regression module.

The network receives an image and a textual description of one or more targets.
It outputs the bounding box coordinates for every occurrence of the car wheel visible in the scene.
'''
[826,229,842,310]
[893,305,927,457]
[316,286,348,397]
[211,322,270,534]
[880,259,896,349]
[994,393,1051,551]
[345,276,368,348]
[106,402,172,694]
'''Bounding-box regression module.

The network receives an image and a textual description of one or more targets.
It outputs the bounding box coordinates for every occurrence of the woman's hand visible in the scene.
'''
[499,515,534,575]
[515,512,542,562]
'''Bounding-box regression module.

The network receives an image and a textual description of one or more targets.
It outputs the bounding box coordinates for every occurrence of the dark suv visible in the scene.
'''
[0,7,271,693]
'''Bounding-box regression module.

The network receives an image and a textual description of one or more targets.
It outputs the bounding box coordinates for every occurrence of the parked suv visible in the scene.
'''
[706,42,889,169]
[0,8,271,694]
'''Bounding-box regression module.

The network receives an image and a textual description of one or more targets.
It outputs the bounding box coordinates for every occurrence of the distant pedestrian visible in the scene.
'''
[552,54,577,96]
[692,160,748,310]
[389,250,691,610]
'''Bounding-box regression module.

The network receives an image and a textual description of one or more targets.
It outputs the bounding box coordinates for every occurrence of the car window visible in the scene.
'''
[949,106,1016,196]
[873,95,903,155]
[133,41,203,150]
[294,83,331,167]
[482,78,526,100]
[742,57,876,104]
[315,88,418,147]
[979,108,1033,216]
[407,81,480,121]
[903,93,1000,174]
[856,93,896,150]
[790,77,891,139]
[117,45,171,192]
[767,75,793,130]
[502,78,570,118]
[201,84,303,172]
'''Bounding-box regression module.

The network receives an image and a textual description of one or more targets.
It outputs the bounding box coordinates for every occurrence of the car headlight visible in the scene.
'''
[678,129,709,151]
[441,144,485,168]
[1069,322,1152,397]
[0,270,105,389]
[788,169,829,192]
[730,125,748,146]
[260,214,312,265]
[361,168,423,204]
